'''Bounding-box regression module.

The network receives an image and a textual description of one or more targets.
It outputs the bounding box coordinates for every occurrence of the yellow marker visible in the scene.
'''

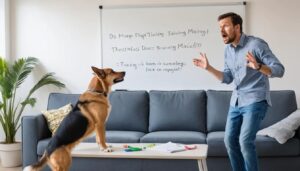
[143,144,155,149]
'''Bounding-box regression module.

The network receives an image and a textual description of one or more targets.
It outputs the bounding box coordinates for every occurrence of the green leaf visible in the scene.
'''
[28,73,65,96]
[9,57,38,89]
[0,57,8,77]
[21,98,36,107]
[0,58,9,98]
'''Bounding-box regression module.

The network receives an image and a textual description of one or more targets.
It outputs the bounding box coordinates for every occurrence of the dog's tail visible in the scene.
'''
[23,151,48,171]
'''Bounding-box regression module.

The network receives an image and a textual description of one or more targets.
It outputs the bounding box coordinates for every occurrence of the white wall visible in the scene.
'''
[0,0,9,58]
[3,0,300,140]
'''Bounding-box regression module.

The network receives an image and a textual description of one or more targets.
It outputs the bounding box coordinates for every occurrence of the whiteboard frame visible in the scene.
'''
[99,2,246,9]
[99,2,247,90]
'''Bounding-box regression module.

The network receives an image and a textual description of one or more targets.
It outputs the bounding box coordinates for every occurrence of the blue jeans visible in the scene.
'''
[224,100,268,171]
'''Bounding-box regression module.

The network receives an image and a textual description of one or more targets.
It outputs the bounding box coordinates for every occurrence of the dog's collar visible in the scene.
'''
[87,89,107,97]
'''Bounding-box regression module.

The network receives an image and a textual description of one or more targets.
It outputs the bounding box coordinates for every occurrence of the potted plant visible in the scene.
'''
[0,56,65,167]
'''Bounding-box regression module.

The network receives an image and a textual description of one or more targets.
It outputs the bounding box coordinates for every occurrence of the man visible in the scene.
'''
[193,12,284,171]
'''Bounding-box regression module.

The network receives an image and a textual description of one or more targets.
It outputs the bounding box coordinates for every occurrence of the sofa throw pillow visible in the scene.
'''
[257,109,300,144]
[42,103,72,135]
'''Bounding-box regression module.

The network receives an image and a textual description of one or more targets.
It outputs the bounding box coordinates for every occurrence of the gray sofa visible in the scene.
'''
[22,90,300,171]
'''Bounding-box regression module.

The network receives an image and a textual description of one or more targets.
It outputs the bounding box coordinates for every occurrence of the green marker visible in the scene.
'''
[124,146,142,152]
[128,146,142,151]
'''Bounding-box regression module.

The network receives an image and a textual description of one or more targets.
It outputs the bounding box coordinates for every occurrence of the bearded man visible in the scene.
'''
[193,12,284,171]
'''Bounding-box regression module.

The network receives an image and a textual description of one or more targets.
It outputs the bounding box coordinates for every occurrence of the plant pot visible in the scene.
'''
[0,142,22,167]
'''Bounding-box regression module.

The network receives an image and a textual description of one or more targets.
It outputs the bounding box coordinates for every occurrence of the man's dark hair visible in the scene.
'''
[218,12,243,33]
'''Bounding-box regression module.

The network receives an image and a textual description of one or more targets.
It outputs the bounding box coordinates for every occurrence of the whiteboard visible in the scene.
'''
[100,3,246,90]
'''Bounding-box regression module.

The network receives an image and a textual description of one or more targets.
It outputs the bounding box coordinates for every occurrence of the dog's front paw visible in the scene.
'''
[98,143,113,152]
[102,147,113,152]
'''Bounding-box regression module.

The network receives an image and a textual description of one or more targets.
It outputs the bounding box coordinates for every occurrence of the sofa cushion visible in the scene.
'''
[207,131,300,157]
[105,131,146,143]
[48,91,149,132]
[107,91,149,132]
[140,131,206,144]
[206,90,298,132]
[206,132,227,157]
[256,135,300,157]
[206,90,231,132]
[47,93,80,110]
[42,103,73,135]
[83,131,146,143]
[37,138,51,155]
[260,90,298,129]
[257,109,300,144]
[149,90,206,132]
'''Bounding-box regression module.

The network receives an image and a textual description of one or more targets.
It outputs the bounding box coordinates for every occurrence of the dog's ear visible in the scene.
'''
[91,66,106,79]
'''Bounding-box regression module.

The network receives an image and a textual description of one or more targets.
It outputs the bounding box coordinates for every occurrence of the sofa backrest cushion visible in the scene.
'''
[206,90,298,132]
[206,90,231,132]
[47,93,80,110]
[107,91,149,132]
[260,90,298,129]
[149,90,206,132]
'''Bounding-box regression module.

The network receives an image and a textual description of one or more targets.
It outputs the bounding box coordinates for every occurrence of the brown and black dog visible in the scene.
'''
[24,66,125,171]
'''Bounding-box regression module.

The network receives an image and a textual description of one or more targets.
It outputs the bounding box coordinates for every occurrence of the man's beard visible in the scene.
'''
[223,32,236,44]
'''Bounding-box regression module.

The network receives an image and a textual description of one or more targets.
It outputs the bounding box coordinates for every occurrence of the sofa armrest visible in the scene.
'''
[22,114,51,167]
